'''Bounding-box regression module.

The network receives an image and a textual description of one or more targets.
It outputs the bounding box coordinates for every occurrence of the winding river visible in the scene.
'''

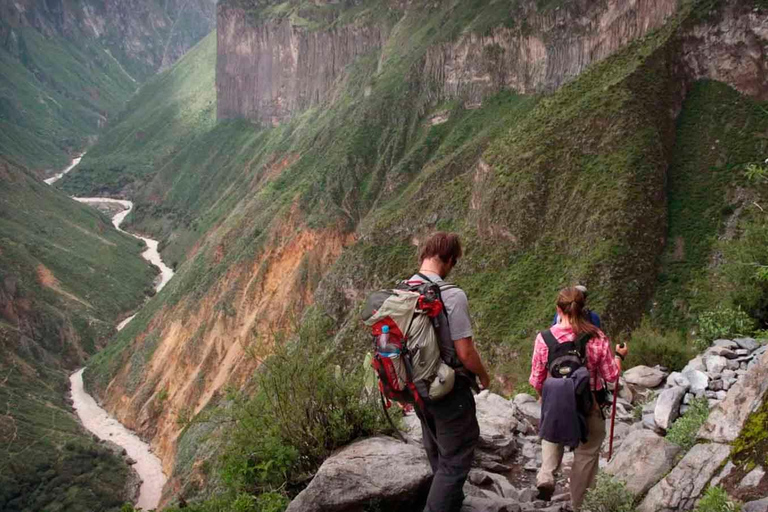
[47,157,172,510]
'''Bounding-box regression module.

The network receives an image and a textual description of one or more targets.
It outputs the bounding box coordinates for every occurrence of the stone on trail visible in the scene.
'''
[734,337,760,351]
[513,393,541,424]
[461,494,521,512]
[706,346,739,359]
[654,386,686,430]
[624,365,666,388]
[682,356,707,374]
[682,369,709,394]
[637,443,731,512]
[468,469,520,500]
[699,350,768,443]
[666,372,691,390]
[744,497,768,512]
[605,430,681,496]
[704,354,728,375]
[740,466,766,489]
[714,339,739,349]
[285,436,431,512]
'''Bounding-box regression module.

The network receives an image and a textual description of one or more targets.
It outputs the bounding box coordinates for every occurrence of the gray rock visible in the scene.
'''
[683,393,693,405]
[736,349,750,357]
[744,498,768,512]
[513,393,541,424]
[737,369,749,376]
[682,356,707,374]
[711,460,735,487]
[468,469,520,500]
[637,443,731,512]
[625,366,666,388]
[709,379,724,391]
[726,358,741,371]
[126,457,137,465]
[654,387,686,430]
[716,390,727,400]
[461,495,521,512]
[707,346,739,359]
[285,437,431,512]
[734,337,760,351]
[741,362,749,370]
[723,380,731,391]
[740,466,766,489]
[722,369,737,381]
[683,369,709,394]
[714,339,739,349]
[706,391,718,399]
[475,391,521,456]
[705,354,728,375]
[666,372,691,390]
[700,350,768,443]
[708,399,720,408]
[679,405,689,415]
[605,430,681,496]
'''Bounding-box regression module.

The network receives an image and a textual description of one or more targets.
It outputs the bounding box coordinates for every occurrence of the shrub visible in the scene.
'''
[626,319,697,371]
[581,473,635,512]
[694,486,741,512]
[666,397,710,452]
[697,306,755,342]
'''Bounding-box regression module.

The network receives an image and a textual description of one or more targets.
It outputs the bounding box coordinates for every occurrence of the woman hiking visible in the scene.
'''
[528,286,628,510]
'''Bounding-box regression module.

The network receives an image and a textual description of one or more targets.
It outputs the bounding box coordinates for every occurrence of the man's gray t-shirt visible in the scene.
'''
[409,272,473,341]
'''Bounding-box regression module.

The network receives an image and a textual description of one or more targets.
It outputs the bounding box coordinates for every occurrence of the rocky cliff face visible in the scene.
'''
[216,5,388,124]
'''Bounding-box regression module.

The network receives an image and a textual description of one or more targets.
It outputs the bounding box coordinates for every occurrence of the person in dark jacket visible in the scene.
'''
[530,287,628,510]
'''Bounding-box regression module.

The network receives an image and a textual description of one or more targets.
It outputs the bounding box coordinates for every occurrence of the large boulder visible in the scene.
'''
[605,430,681,496]
[475,391,521,452]
[637,443,731,512]
[699,350,768,443]
[734,337,760,351]
[513,393,541,424]
[286,436,432,512]
[704,354,727,375]
[682,369,709,395]
[624,366,666,388]
[654,387,686,430]
[682,356,706,374]
[744,498,768,512]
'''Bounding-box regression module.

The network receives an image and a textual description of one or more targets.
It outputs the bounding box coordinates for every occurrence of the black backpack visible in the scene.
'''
[541,329,594,413]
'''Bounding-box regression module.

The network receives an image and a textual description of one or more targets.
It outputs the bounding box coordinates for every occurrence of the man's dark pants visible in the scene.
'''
[416,382,480,512]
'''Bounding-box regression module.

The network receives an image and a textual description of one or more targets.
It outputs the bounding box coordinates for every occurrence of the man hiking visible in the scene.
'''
[410,232,491,512]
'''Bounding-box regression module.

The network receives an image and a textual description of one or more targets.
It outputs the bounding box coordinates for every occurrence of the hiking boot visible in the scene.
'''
[536,483,555,501]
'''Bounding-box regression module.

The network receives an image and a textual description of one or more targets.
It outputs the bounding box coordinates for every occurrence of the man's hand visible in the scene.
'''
[479,372,491,390]
[455,337,491,390]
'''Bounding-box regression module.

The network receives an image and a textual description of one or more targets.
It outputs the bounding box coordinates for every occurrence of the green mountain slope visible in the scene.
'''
[0,157,156,511]
[0,0,215,174]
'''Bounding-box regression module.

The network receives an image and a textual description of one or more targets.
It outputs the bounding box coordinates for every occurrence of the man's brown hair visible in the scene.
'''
[419,232,463,264]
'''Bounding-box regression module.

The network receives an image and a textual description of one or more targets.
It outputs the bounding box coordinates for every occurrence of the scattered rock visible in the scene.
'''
[461,495,520,512]
[709,379,724,391]
[682,356,706,374]
[726,358,741,371]
[734,337,760,351]
[513,394,541,424]
[468,470,520,500]
[716,390,727,400]
[711,461,735,487]
[707,346,739,359]
[736,349,750,357]
[624,366,666,388]
[605,430,681,496]
[714,339,739,349]
[722,369,737,381]
[682,369,709,394]
[637,443,731,512]
[683,393,693,405]
[740,466,766,489]
[744,497,768,512]
[699,351,768,443]
[654,387,686,430]
[704,354,728,375]
[285,437,432,512]
[666,372,691,390]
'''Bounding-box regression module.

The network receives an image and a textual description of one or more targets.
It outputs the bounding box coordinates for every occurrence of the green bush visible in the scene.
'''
[626,319,698,371]
[694,486,741,512]
[582,473,635,512]
[219,315,390,497]
[697,306,755,342]
[666,397,710,452]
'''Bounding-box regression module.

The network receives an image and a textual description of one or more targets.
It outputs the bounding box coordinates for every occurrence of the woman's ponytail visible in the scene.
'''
[556,287,599,337]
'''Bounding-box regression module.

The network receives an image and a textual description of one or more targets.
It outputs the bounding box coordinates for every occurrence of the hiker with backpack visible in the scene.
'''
[362,232,491,512]
[529,286,628,510]
[552,285,601,328]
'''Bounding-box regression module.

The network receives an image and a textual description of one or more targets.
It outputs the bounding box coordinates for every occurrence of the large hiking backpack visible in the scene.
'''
[541,329,594,419]
[361,276,461,408]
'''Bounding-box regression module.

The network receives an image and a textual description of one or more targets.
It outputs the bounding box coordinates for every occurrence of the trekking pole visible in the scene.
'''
[608,343,625,462]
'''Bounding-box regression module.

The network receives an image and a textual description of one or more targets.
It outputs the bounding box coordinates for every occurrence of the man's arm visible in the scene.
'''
[455,337,491,389]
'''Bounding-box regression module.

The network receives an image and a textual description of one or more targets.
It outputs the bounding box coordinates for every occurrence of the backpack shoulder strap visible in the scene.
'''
[541,329,559,353]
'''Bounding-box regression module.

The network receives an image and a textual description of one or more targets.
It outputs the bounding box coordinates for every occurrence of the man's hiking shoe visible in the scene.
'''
[536,483,555,501]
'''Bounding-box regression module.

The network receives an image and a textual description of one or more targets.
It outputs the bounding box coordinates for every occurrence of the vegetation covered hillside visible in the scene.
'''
[0,157,157,511]
[55,0,768,508]
[0,0,215,173]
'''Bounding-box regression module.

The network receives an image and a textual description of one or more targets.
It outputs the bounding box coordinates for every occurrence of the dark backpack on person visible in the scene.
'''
[541,329,593,415]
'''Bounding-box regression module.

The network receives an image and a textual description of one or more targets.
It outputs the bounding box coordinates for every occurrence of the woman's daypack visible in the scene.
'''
[361,274,465,409]
[538,329,593,448]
